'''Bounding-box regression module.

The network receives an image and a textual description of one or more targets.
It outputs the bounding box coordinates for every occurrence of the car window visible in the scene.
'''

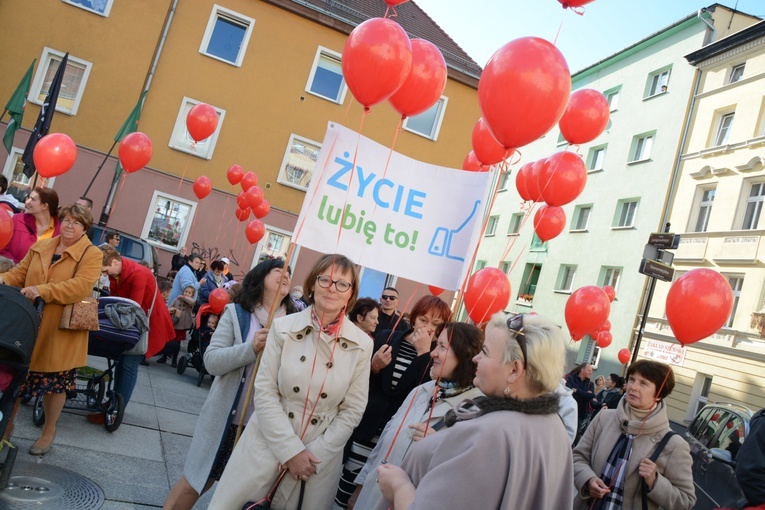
[700,410,731,448]
[123,239,145,262]
[717,415,745,460]
[689,407,714,440]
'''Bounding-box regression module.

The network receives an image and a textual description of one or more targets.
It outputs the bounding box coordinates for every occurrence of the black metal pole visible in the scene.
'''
[82,140,118,197]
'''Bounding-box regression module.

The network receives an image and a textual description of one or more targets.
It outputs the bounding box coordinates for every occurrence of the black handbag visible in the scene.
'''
[241,470,306,510]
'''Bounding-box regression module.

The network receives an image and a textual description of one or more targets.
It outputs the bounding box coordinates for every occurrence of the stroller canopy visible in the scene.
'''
[0,286,41,365]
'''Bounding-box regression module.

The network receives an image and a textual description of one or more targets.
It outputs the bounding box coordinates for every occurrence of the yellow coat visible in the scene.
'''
[1,234,102,372]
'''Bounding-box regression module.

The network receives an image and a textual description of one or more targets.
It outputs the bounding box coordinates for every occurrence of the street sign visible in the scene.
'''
[648,233,681,249]
[642,244,675,265]
[639,258,675,282]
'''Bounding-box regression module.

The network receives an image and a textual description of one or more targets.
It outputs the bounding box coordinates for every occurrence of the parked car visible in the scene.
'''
[684,401,753,510]
[90,225,160,275]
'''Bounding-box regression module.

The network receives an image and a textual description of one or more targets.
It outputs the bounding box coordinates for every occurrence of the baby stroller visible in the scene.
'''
[176,304,215,387]
[0,286,43,489]
[32,296,146,433]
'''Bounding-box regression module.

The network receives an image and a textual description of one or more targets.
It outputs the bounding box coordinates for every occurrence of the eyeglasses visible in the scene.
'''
[506,313,528,368]
[61,217,84,229]
[316,275,352,292]
[380,295,398,301]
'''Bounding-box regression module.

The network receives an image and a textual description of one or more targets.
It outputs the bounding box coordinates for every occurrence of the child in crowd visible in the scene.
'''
[197,313,219,357]
[159,280,173,303]
[161,286,195,367]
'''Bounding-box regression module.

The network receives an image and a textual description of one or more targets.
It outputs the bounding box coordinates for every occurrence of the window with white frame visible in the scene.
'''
[61,0,113,16]
[500,261,510,274]
[199,5,254,66]
[725,275,743,328]
[253,226,299,267]
[687,374,713,420]
[475,260,487,271]
[588,145,606,171]
[306,47,346,104]
[630,132,654,162]
[498,171,511,191]
[555,264,576,292]
[605,87,620,112]
[485,215,499,236]
[169,98,225,159]
[403,97,447,140]
[278,134,322,191]
[742,182,765,230]
[508,213,523,235]
[645,67,671,97]
[556,131,567,146]
[571,205,592,231]
[142,191,197,250]
[29,48,92,115]
[575,338,602,368]
[614,199,639,228]
[713,112,735,147]
[600,266,622,292]
[1,148,35,203]
[729,63,745,84]
[693,187,716,233]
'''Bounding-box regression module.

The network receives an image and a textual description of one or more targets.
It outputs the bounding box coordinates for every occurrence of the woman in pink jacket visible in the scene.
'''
[0,187,60,263]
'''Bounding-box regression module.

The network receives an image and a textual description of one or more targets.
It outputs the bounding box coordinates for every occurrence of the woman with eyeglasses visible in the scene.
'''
[0,187,60,264]
[335,295,451,509]
[0,204,101,455]
[376,312,574,509]
[209,254,373,510]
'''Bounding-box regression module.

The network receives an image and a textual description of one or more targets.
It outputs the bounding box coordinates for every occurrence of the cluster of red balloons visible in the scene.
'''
[564,285,611,341]
[342,18,446,118]
[186,103,218,142]
[226,164,270,244]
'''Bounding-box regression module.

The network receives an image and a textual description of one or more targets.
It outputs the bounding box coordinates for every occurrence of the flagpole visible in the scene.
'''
[0,109,7,124]
[83,140,117,196]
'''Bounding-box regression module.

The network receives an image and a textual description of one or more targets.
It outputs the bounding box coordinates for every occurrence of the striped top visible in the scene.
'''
[390,339,418,390]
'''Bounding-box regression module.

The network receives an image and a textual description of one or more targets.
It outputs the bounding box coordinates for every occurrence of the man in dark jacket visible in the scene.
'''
[374,287,409,336]
[736,408,765,507]
[566,363,595,427]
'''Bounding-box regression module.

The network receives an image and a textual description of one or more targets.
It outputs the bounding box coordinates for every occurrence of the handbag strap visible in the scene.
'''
[641,431,676,510]
[242,471,306,510]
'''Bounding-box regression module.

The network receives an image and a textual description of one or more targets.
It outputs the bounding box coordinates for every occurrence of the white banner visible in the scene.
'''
[640,339,687,367]
[294,123,492,290]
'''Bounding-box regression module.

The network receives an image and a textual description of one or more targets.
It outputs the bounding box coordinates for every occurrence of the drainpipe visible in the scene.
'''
[100,0,179,224]
[697,8,717,46]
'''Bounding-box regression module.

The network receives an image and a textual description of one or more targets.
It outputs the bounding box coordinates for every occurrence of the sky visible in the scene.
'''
[412,0,764,73]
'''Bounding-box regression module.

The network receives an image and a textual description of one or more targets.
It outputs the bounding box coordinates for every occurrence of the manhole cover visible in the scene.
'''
[0,461,104,510]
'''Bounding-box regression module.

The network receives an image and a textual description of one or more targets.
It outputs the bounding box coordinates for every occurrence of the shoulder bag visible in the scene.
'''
[59,246,100,331]
[241,470,305,510]
[641,431,677,510]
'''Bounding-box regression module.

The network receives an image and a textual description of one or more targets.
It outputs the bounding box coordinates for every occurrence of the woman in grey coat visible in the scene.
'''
[162,258,296,510]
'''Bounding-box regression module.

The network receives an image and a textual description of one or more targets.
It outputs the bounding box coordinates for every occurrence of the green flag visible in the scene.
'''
[113,90,147,180]
[3,59,36,154]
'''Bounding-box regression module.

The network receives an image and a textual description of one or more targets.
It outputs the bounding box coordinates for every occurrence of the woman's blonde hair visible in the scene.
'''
[487,312,566,393]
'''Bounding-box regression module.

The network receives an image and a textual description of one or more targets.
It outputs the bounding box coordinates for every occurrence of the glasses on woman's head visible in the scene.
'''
[61,217,84,229]
[506,313,528,368]
[315,275,351,292]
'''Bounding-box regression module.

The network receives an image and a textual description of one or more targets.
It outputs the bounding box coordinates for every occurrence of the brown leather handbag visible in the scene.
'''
[59,246,100,331]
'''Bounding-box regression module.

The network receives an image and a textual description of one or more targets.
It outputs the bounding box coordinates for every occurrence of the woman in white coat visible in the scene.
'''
[209,254,373,510]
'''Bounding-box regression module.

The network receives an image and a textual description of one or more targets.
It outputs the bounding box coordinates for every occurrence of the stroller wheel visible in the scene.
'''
[104,391,125,433]
[32,396,45,427]
[177,356,188,375]
[196,370,205,387]
[86,377,106,408]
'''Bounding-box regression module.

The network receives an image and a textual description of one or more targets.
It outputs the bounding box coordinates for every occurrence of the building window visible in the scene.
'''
[403,97,447,140]
[518,263,541,302]
[576,337,601,368]
[530,233,547,251]
[571,205,592,231]
[645,67,671,97]
[587,145,606,171]
[254,226,297,266]
[605,87,620,112]
[277,134,322,191]
[485,215,499,236]
[498,171,511,191]
[689,374,713,420]
[475,260,487,271]
[306,47,346,104]
[169,98,225,159]
[600,266,622,292]
[555,264,577,292]
[29,47,92,115]
[725,275,743,328]
[142,191,197,250]
[713,112,734,147]
[630,133,654,162]
[614,199,639,228]
[729,63,745,84]
[742,182,765,230]
[199,5,254,66]
[556,131,567,146]
[62,0,113,16]
[1,148,35,202]
[693,187,716,233]
[500,261,510,274]
[508,213,523,235]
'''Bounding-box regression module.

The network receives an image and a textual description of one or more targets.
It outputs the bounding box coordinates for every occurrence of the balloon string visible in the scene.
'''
[380,283,421,347]
[331,111,367,254]
[177,161,188,192]
[215,195,231,245]
[421,325,455,438]
[103,173,128,234]
[553,6,567,45]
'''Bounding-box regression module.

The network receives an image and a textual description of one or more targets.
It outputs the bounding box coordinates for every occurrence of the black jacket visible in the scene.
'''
[736,408,765,506]
[565,373,595,420]
[374,310,409,336]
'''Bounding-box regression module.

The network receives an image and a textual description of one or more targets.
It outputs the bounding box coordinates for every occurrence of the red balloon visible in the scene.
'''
[428,285,444,296]
[342,18,412,108]
[0,208,13,251]
[33,133,77,178]
[235,207,251,222]
[564,286,611,340]
[186,103,218,142]
[463,268,511,324]
[384,0,409,5]
[538,151,587,206]
[240,171,258,191]
[245,219,266,244]
[252,199,271,219]
[526,159,546,202]
[601,319,612,332]
[118,132,152,173]
[603,285,616,302]
[617,348,631,365]
[462,151,488,172]
[227,164,244,185]
[208,288,230,314]
[245,186,264,209]
[558,0,595,8]
[235,191,248,210]
[666,268,734,345]
[472,118,510,166]
[193,176,212,199]
[533,205,566,242]
[559,89,610,145]
[478,37,571,149]
[596,331,613,348]
[389,39,447,118]
[515,162,533,202]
